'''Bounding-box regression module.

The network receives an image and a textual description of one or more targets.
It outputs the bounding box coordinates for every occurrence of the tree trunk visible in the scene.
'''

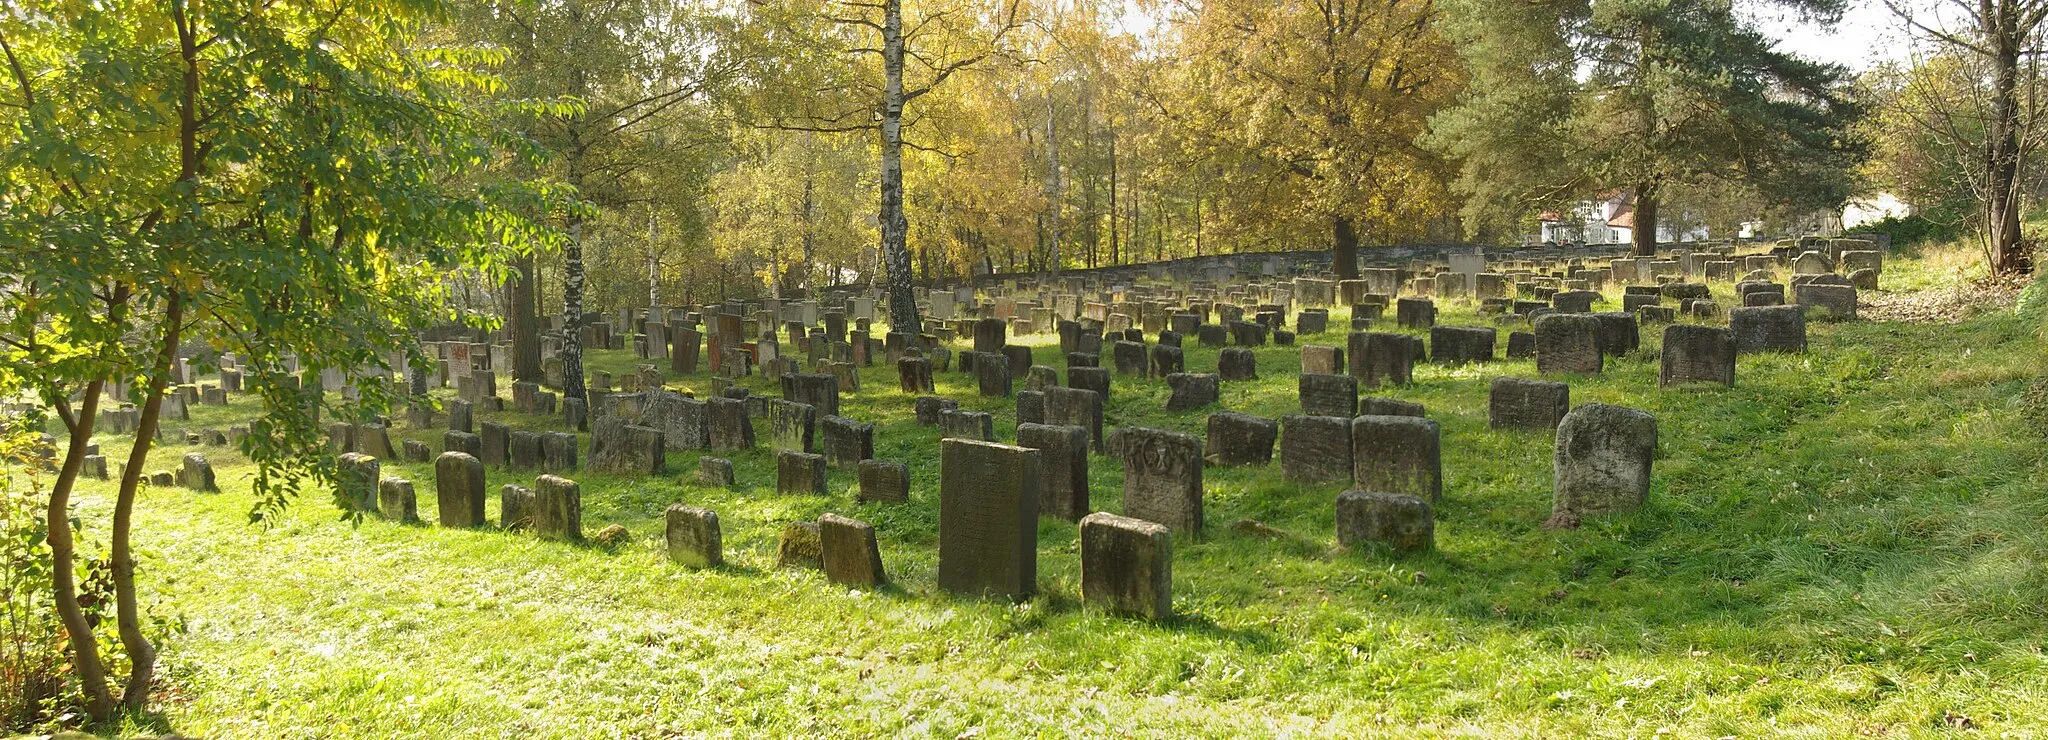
[115,294,181,709]
[1332,214,1359,279]
[1044,93,1062,277]
[561,217,587,402]
[1632,184,1659,257]
[878,0,921,332]
[1988,6,2028,274]
[48,379,113,722]
[647,214,661,313]
[510,252,541,382]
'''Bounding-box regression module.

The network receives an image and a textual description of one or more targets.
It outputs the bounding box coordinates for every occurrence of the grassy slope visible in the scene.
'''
[83,251,2048,738]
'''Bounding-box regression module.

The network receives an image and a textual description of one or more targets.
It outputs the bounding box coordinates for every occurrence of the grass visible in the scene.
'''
[57,246,2048,737]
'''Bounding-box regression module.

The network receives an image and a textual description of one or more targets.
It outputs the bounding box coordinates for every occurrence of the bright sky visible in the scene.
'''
[1750,0,1917,72]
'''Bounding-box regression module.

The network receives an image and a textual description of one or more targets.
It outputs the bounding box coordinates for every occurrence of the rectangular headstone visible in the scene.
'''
[938,439,1041,599]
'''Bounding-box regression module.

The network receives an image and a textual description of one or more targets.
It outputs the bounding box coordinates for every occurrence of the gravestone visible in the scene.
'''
[534,474,582,541]
[1552,290,1600,314]
[977,353,1013,397]
[1067,366,1111,403]
[697,455,736,487]
[1149,344,1185,378]
[819,513,888,588]
[336,453,379,513]
[1335,491,1433,553]
[1079,512,1173,620]
[1117,426,1204,533]
[938,438,1041,599]
[1590,313,1640,358]
[783,372,841,417]
[1299,373,1358,417]
[857,459,910,503]
[764,399,817,453]
[1430,326,1496,365]
[1016,423,1089,521]
[1359,397,1425,417]
[1165,373,1220,412]
[508,431,542,471]
[1660,325,1736,387]
[1729,305,1807,353]
[434,451,486,527]
[1489,377,1570,430]
[378,477,419,523]
[479,421,510,466]
[1218,348,1257,381]
[178,453,216,492]
[1395,297,1436,329]
[898,356,935,394]
[1016,390,1045,426]
[1794,283,1858,320]
[590,417,666,475]
[939,408,995,441]
[913,395,958,425]
[542,431,577,473]
[1348,332,1414,389]
[443,430,482,458]
[500,485,535,531]
[1044,386,1104,452]
[1351,415,1441,501]
[776,450,828,494]
[1205,412,1277,466]
[1281,415,1352,483]
[1112,341,1147,375]
[1551,403,1658,524]
[664,505,722,568]
[708,397,755,450]
[643,391,710,452]
[403,439,433,463]
[820,415,875,468]
[1302,345,1344,375]
[1534,314,1602,375]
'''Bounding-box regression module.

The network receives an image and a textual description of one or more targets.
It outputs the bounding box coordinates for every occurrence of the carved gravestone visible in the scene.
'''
[1488,377,1569,430]
[708,397,754,450]
[1348,332,1413,389]
[1044,386,1104,452]
[820,415,875,468]
[1281,415,1352,483]
[913,395,958,425]
[939,408,995,441]
[1302,344,1343,375]
[643,390,710,451]
[1079,512,1173,620]
[857,459,910,503]
[1351,415,1442,502]
[1218,348,1257,381]
[1534,314,1602,375]
[1298,373,1358,418]
[938,438,1041,599]
[1206,412,1276,466]
[776,450,827,495]
[1659,324,1735,388]
[434,451,486,527]
[500,484,535,531]
[378,477,419,523]
[534,474,582,541]
[665,505,722,568]
[1430,326,1495,365]
[820,513,888,588]
[1016,423,1088,522]
[337,453,379,513]
[1117,426,1204,533]
[1730,305,1806,353]
[696,455,736,487]
[1551,403,1657,525]
[1335,491,1433,553]
[764,399,816,453]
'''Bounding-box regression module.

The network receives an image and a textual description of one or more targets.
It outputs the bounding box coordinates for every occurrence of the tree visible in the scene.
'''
[1145,0,1462,278]
[743,0,1026,332]
[1882,0,2047,273]
[0,0,549,721]
[1430,0,1866,255]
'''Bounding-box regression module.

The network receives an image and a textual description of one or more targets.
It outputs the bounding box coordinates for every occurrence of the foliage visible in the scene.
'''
[0,427,65,732]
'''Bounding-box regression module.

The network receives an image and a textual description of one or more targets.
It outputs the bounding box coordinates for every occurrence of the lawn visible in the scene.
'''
[66,248,2048,737]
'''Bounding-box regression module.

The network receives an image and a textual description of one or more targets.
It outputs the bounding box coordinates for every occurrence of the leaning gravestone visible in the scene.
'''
[1660,324,1735,387]
[178,453,217,492]
[1079,512,1173,620]
[665,505,722,568]
[1335,490,1433,553]
[434,451,486,528]
[938,438,1041,599]
[1351,415,1442,502]
[1016,423,1089,522]
[1117,426,1204,534]
[1534,314,1602,375]
[534,474,582,541]
[1488,377,1569,430]
[1205,412,1276,466]
[1550,403,1657,526]
[819,513,888,588]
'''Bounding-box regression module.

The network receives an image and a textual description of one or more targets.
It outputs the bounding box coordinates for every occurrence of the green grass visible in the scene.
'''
[66,252,2048,737]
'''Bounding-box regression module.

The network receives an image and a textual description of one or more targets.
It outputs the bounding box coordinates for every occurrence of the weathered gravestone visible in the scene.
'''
[1794,283,1858,320]
[976,353,1013,398]
[1079,512,1173,620]
[1659,324,1735,388]
[1206,411,1277,466]
[1112,341,1147,375]
[777,521,823,570]
[643,390,710,451]
[590,416,666,475]
[1149,344,1185,378]
[1281,415,1352,483]
[1359,397,1425,417]
[1165,373,1220,412]
[1550,403,1657,526]
[764,399,816,453]
[1335,490,1433,553]
[665,505,722,568]
[1430,326,1496,365]
[939,408,995,441]
[1116,426,1204,533]
[1489,377,1569,430]
[1729,305,1806,353]
[938,439,1041,599]
[857,459,910,503]
[820,415,874,468]
[776,450,828,495]
[1218,348,1257,381]
[434,451,486,527]
[1302,344,1343,375]
[819,513,888,587]
[500,484,535,531]
[708,397,755,450]
[1016,390,1045,426]
[178,453,216,492]
[1534,314,1602,375]
[534,474,582,541]
[336,453,379,513]
[696,455,736,487]
[913,395,958,425]
[378,477,419,523]
[1067,366,1111,404]
[508,431,542,471]
[1015,423,1088,521]
[784,372,842,417]
[1351,415,1441,502]
[404,438,434,463]
[541,431,577,473]
[1299,373,1358,418]
[1348,332,1413,388]
[1044,386,1104,452]
[479,421,510,466]
[898,356,935,394]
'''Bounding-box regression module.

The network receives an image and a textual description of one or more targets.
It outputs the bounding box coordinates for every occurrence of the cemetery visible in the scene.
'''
[11,0,2048,736]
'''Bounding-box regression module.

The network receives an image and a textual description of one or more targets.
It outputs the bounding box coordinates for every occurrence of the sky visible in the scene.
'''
[1751,1,1916,72]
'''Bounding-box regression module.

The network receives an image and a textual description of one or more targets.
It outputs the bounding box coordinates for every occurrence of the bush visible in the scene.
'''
[1854,214,1963,250]
[0,429,65,732]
